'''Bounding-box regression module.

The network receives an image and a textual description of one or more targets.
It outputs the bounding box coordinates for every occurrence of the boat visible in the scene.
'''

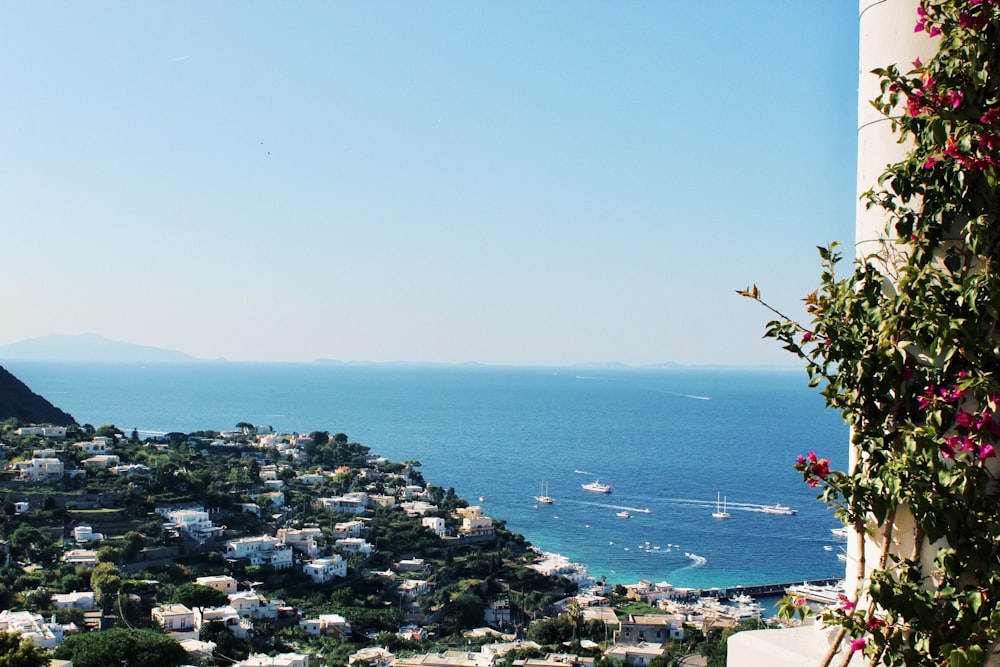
[831,526,849,538]
[712,492,731,519]
[824,545,833,551]
[616,510,631,519]
[582,480,612,494]
[761,503,797,515]
[534,481,554,504]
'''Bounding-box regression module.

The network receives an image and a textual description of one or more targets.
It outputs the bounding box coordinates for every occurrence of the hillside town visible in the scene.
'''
[0,420,784,666]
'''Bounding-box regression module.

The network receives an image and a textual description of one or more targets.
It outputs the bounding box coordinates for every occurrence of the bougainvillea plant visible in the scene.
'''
[741,1,1000,665]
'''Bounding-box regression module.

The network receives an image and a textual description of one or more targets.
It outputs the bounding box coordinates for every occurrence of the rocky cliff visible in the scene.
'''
[0,365,76,426]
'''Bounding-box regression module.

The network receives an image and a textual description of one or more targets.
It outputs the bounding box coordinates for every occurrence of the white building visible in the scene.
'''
[422,517,447,537]
[196,575,239,595]
[229,590,280,619]
[81,454,120,468]
[16,458,63,482]
[156,507,222,540]
[303,555,347,584]
[299,613,350,637]
[15,426,66,439]
[349,647,396,667]
[63,549,98,567]
[152,603,196,632]
[529,553,590,587]
[76,439,111,455]
[335,537,372,558]
[73,525,103,543]
[332,520,364,539]
[0,610,73,649]
[401,501,437,516]
[397,579,431,599]
[277,527,322,556]
[52,590,97,610]
[194,605,250,639]
[233,653,310,667]
[225,535,295,570]
[315,494,367,516]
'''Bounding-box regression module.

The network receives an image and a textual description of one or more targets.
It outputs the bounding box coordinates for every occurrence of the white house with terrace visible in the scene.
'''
[277,527,322,556]
[225,535,295,570]
[303,555,347,584]
[0,610,75,649]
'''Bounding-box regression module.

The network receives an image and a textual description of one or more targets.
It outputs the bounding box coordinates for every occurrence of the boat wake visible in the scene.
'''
[681,552,707,568]
[682,394,711,401]
[574,469,594,475]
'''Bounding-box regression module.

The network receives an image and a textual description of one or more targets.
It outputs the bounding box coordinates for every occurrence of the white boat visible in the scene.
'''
[535,481,554,504]
[617,510,631,518]
[712,492,731,519]
[761,503,797,515]
[824,545,833,551]
[831,526,849,538]
[582,480,612,494]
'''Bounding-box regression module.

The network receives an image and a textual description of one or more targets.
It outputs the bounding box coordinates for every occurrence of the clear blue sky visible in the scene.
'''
[0,1,859,366]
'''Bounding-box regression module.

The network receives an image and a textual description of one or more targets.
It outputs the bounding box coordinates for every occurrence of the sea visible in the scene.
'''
[4,361,849,592]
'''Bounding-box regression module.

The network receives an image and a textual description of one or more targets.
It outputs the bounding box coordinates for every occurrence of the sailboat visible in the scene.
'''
[712,491,731,519]
[535,481,554,504]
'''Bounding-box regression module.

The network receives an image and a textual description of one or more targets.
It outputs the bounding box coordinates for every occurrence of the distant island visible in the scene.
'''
[0,333,200,363]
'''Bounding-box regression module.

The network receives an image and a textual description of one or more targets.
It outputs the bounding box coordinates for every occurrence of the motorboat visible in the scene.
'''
[582,480,612,494]
[616,510,631,518]
[831,526,849,538]
[761,503,797,515]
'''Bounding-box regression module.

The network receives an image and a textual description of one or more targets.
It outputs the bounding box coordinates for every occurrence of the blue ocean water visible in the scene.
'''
[4,361,848,590]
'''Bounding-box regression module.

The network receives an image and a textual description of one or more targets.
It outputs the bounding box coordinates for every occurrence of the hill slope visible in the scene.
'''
[0,366,76,426]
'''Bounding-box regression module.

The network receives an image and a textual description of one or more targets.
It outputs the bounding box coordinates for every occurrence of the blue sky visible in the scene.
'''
[0,2,859,366]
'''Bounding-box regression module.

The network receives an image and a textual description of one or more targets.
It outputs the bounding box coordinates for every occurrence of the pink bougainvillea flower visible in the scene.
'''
[947,90,964,109]
[796,455,806,465]
[802,331,813,343]
[850,638,867,652]
[924,156,939,169]
[793,598,806,607]
[867,617,886,629]
[807,451,818,463]
[929,25,942,37]
[956,411,975,428]
[813,459,831,479]
[839,594,856,611]
[979,443,996,460]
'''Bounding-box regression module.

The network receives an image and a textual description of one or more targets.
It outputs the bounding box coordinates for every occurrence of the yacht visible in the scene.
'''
[582,480,612,494]
[831,526,849,538]
[534,481,554,504]
[616,510,631,519]
[712,492,731,519]
[761,503,797,515]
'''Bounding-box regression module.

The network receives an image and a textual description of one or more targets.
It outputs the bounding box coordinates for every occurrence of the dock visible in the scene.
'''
[702,578,843,599]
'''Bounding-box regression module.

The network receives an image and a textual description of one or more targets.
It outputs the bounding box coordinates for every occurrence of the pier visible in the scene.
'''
[705,578,843,599]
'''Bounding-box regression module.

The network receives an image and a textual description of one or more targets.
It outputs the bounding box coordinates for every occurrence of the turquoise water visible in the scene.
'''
[4,361,849,589]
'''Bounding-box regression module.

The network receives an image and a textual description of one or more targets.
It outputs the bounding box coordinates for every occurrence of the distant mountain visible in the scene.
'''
[0,365,76,426]
[0,333,198,363]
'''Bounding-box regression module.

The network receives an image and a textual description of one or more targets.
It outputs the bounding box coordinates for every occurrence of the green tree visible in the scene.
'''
[0,630,49,667]
[9,526,57,565]
[172,583,229,609]
[54,628,185,667]
[89,562,122,612]
[95,424,120,438]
